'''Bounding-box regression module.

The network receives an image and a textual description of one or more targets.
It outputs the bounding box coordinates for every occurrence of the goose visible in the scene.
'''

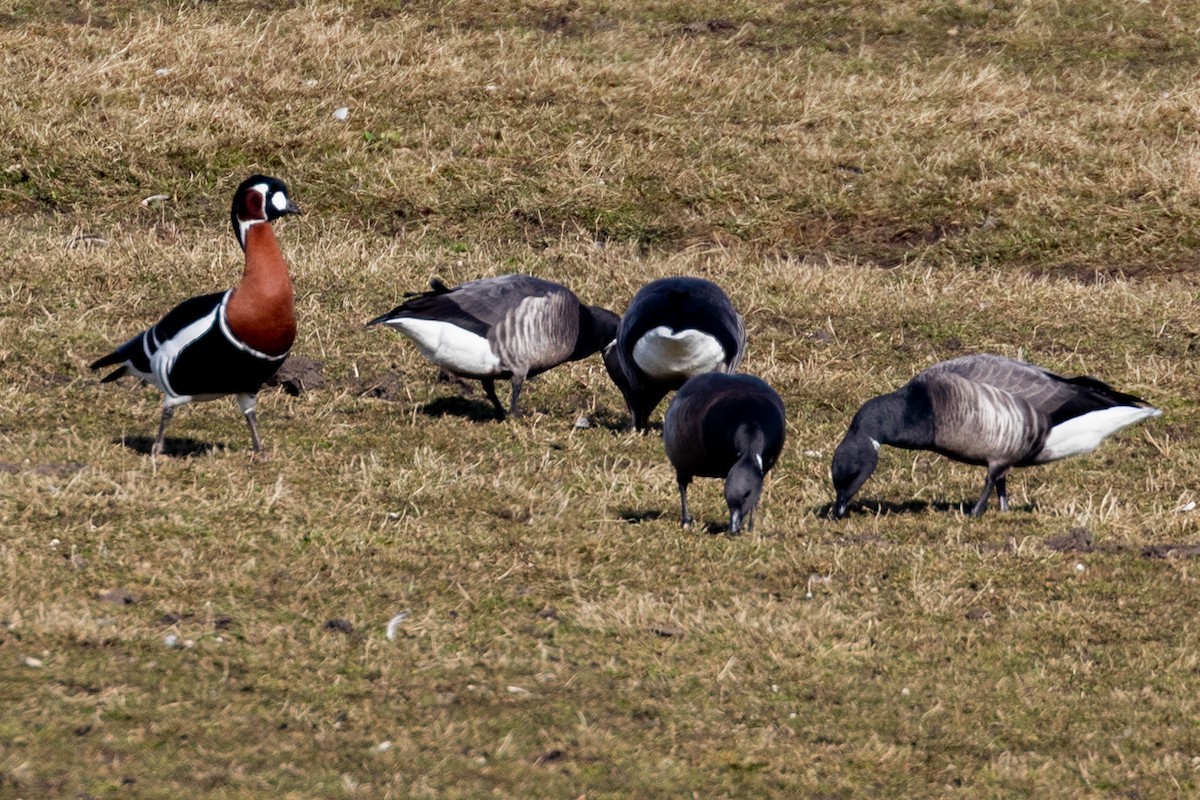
[831,353,1162,518]
[91,175,300,455]
[604,277,745,430]
[663,372,786,533]
[366,275,619,419]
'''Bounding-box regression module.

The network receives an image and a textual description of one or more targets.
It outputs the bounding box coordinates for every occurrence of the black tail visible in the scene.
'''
[1050,375,1150,426]
[364,307,403,328]
[368,278,453,328]
[90,350,122,370]
[1065,375,1148,407]
[90,351,129,383]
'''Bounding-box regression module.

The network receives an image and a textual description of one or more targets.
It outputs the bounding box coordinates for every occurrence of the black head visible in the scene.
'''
[230,174,300,250]
[725,456,765,534]
[830,429,880,519]
[585,305,620,353]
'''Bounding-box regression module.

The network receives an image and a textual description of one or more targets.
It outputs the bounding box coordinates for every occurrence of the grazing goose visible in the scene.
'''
[831,353,1162,518]
[366,275,619,419]
[91,175,300,455]
[663,372,786,534]
[604,277,745,430]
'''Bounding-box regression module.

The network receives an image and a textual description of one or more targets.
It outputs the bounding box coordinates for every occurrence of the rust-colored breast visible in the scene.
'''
[225,223,296,356]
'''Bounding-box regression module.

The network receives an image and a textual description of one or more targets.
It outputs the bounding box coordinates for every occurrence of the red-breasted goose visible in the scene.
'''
[663,372,786,534]
[604,277,746,430]
[831,353,1161,518]
[91,175,300,455]
[366,275,619,419]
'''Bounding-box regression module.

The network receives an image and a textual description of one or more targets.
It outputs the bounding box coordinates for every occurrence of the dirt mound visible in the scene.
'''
[266,356,324,395]
[1045,527,1093,553]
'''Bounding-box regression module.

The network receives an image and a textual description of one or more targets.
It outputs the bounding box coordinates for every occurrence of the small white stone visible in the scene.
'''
[574,416,591,429]
[1075,562,1086,574]
[803,450,823,458]
[788,712,797,719]
[374,741,393,752]
[333,107,350,121]
[506,685,530,694]
[183,639,195,649]
[304,79,318,88]
[1177,501,1196,513]
[901,687,911,697]
[164,634,178,648]
[23,656,43,668]
[485,84,498,92]
[771,684,779,693]
[154,68,170,77]
[49,538,60,549]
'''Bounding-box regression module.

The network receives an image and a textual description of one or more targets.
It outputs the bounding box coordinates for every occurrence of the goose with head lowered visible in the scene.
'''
[831,353,1162,518]
[664,372,786,534]
[604,276,745,430]
[366,275,619,419]
[91,175,301,455]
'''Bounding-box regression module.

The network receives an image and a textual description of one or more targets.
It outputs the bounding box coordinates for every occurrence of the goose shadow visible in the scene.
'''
[117,436,218,458]
[619,509,666,524]
[619,509,734,535]
[419,396,503,422]
[585,407,653,433]
[818,498,1038,519]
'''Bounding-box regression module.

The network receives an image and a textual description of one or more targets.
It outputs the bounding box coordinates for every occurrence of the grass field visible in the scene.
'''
[4,1,1200,797]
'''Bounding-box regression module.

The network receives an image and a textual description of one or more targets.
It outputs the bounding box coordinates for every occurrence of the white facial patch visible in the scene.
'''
[387,318,503,377]
[271,191,289,212]
[632,326,725,381]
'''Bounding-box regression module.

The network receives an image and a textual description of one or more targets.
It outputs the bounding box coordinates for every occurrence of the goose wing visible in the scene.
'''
[917,369,1046,466]
[488,288,579,373]
[366,275,564,339]
[922,354,1146,425]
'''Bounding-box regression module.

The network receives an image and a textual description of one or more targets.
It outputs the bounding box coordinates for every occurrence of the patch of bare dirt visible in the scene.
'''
[1142,543,1200,559]
[1045,527,1094,553]
[353,373,407,402]
[266,356,324,395]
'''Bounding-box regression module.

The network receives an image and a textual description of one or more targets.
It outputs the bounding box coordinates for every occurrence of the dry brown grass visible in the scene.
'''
[4,1,1200,797]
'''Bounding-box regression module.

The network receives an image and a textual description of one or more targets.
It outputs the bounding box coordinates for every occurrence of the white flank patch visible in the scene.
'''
[631,326,725,381]
[388,318,502,376]
[150,305,220,399]
[1037,406,1162,462]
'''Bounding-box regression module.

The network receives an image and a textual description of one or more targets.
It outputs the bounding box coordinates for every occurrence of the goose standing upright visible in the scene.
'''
[831,353,1161,518]
[604,277,745,430]
[91,175,300,455]
[366,275,619,419]
[664,372,786,533]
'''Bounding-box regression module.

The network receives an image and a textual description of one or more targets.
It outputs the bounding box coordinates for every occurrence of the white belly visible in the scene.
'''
[389,318,503,377]
[632,326,726,381]
[1037,405,1161,462]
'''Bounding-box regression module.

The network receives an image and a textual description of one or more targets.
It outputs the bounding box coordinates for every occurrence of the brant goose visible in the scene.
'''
[604,277,745,430]
[91,175,300,455]
[663,372,786,533]
[366,275,619,419]
[831,353,1161,517]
